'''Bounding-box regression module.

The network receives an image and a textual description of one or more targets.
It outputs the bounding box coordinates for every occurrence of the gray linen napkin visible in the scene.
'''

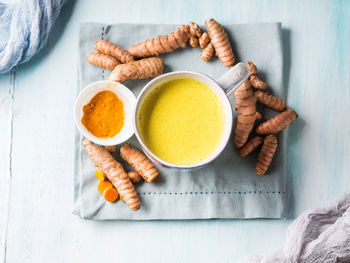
[74,22,286,220]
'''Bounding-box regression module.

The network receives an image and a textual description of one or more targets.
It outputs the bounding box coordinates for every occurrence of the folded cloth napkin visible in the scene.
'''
[74,22,287,220]
[0,0,67,73]
[236,192,350,263]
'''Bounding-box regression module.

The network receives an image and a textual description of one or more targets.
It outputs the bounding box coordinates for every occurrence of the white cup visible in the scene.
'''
[133,62,250,169]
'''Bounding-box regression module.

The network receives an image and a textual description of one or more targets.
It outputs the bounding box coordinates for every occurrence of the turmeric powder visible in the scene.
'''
[81,91,124,138]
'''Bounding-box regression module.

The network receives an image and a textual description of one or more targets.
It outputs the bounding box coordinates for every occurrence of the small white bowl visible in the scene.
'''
[74,80,136,146]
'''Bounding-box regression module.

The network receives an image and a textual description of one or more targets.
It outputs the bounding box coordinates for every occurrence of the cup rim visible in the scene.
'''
[74,80,136,146]
[133,70,233,169]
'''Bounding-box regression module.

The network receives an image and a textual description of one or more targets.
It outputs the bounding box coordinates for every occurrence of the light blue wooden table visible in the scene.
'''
[0,0,349,262]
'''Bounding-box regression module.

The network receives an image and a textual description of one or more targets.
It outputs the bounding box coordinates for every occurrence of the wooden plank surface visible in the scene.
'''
[1,0,349,262]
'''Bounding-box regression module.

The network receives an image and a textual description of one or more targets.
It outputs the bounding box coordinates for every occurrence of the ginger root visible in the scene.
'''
[256,109,298,135]
[128,25,190,58]
[120,144,159,183]
[188,22,202,37]
[206,18,235,67]
[86,52,120,71]
[128,171,142,184]
[255,90,286,112]
[95,40,134,64]
[83,139,140,211]
[199,32,210,48]
[201,43,214,62]
[238,136,263,157]
[189,36,199,47]
[108,57,164,83]
[247,61,267,90]
[256,135,278,175]
[234,80,257,148]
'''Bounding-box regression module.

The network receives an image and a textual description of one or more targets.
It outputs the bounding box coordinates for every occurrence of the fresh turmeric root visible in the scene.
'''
[199,32,210,48]
[120,144,159,183]
[95,39,134,63]
[246,61,267,90]
[255,90,287,112]
[86,53,120,71]
[234,80,257,148]
[108,57,164,83]
[256,135,278,175]
[95,170,106,181]
[128,171,142,184]
[98,180,113,194]
[201,43,214,62]
[188,22,202,37]
[83,139,140,211]
[103,186,119,202]
[238,136,263,157]
[189,36,199,47]
[206,18,235,67]
[104,145,116,153]
[256,109,298,135]
[128,25,190,58]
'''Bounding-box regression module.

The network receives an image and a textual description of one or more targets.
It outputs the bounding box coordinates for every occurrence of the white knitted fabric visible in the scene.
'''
[237,193,350,263]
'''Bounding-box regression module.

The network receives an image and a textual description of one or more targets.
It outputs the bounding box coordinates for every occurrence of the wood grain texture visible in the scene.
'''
[1,0,349,262]
[0,70,14,263]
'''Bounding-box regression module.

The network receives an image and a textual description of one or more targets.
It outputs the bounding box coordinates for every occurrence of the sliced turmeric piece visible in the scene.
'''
[83,139,140,211]
[128,25,190,58]
[234,80,257,148]
[103,186,119,202]
[120,144,159,183]
[246,61,267,90]
[201,42,214,62]
[95,170,106,181]
[238,136,263,157]
[119,194,125,202]
[108,57,164,83]
[255,90,286,112]
[95,39,134,63]
[206,18,235,67]
[98,180,113,194]
[256,135,278,175]
[128,171,142,184]
[86,53,120,70]
[256,109,298,135]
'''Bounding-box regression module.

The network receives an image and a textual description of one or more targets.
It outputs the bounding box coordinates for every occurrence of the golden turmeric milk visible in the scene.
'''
[82,90,124,138]
[137,78,224,165]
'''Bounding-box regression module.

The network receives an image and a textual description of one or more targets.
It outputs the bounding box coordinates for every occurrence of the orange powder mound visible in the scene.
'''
[82,90,124,138]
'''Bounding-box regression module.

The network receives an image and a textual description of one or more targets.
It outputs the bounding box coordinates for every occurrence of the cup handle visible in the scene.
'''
[216,62,250,97]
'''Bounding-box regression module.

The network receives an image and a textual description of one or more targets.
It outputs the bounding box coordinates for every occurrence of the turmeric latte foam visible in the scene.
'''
[137,78,224,165]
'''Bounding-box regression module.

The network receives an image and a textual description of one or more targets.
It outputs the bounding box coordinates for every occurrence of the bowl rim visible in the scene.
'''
[74,80,136,146]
